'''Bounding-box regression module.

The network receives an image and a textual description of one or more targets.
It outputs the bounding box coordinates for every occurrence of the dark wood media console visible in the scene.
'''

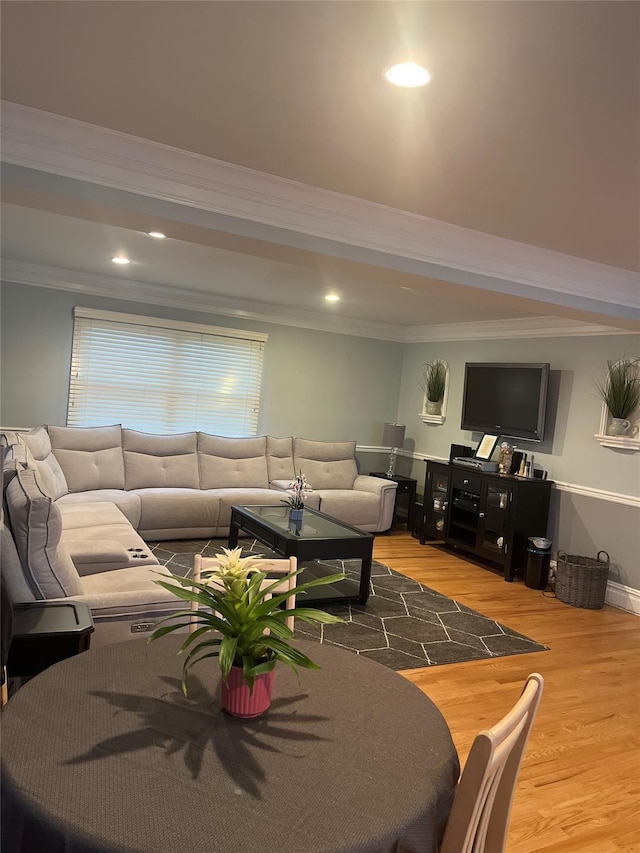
[417,461,552,581]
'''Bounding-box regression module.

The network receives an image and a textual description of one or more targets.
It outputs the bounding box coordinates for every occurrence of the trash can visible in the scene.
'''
[526,537,552,590]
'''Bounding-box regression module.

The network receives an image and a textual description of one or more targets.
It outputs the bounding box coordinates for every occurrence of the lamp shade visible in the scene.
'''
[382,423,406,448]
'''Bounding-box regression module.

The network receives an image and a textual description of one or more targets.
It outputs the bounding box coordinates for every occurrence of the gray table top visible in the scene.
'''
[1,637,459,853]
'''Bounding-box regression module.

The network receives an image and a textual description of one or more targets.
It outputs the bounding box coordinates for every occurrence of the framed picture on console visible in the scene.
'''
[475,433,499,460]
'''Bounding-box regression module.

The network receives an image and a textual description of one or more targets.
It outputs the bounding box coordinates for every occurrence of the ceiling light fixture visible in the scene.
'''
[384,62,431,88]
[325,294,340,303]
[148,231,166,239]
[111,256,130,265]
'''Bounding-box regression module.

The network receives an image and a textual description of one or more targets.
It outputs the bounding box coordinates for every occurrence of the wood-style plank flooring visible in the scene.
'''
[373,532,640,853]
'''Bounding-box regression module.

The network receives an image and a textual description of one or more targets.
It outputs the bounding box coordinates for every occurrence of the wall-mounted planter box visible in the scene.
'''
[419,361,449,426]
[594,357,639,452]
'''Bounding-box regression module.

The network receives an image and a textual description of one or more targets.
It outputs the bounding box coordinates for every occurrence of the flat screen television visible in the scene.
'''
[461,363,550,441]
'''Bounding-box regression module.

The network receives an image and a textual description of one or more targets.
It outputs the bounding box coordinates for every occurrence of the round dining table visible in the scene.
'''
[1,637,460,853]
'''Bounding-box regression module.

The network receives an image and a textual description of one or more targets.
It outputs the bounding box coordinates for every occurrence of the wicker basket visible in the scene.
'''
[555,550,610,610]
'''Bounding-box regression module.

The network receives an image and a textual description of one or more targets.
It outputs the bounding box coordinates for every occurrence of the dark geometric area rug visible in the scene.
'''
[150,538,549,672]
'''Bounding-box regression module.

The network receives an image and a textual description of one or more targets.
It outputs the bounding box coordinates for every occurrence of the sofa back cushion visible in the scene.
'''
[266,436,295,484]
[198,434,268,489]
[293,438,358,490]
[48,424,125,492]
[5,467,83,599]
[3,443,29,488]
[123,430,199,489]
[1,522,36,603]
[19,427,69,499]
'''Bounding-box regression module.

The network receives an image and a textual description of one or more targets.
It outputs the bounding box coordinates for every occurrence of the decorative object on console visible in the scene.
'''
[498,441,514,475]
[148,547,344,717]
[383,423,406,477]
[475,433,499,461]
[595,358,640,436]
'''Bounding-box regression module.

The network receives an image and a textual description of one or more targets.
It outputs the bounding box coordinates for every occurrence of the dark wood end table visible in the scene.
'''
[369,472,418,530]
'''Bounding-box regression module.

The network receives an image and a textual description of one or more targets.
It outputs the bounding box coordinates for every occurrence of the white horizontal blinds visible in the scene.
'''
[68,309,266,435]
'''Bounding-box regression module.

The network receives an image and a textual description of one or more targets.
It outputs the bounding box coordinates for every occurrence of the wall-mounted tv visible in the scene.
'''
[461,363,550,441]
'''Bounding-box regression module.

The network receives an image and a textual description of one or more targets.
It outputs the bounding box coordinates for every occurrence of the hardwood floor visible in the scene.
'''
[373,532,640,853]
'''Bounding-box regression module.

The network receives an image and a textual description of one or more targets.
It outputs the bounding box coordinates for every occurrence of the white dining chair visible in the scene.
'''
[190,553,298,633]
[440,672,544,853]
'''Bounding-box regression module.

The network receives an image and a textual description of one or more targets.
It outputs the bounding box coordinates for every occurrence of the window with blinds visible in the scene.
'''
[68,308,267,435]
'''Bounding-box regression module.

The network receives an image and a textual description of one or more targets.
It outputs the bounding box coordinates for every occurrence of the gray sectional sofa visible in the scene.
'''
[1,425,396,645]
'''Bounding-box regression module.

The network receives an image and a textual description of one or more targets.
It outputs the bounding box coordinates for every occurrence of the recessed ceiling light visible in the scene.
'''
[384,62,431,88]
[325,294,340,303]
[148,231,167,239]
[111,256,130,265]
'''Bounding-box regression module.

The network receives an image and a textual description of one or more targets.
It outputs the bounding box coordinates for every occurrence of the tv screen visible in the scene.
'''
[461,363,550,441]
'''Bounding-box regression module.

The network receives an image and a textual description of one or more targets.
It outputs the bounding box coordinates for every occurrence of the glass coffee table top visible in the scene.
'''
[229,505,373,604]
[235,504,371,540]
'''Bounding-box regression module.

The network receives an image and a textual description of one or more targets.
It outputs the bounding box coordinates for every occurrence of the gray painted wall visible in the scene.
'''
[0,283,403,445]
[397,335,640,591]
[2,282,638,595]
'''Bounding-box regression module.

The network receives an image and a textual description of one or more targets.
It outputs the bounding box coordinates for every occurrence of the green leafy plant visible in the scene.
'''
[420,360,447,403]
[595,358,640,419]
[148,548,344,695]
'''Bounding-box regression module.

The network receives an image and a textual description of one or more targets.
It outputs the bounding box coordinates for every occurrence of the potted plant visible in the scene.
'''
[595,358,640,436]
[149,547,344,717]
[420,360,447,414]
[281,470,312,529]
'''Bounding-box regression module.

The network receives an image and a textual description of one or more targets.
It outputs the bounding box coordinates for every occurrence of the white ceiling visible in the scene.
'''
[1,1,638,339]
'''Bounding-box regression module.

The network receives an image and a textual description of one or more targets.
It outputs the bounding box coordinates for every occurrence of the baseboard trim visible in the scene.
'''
[605,581,640,615]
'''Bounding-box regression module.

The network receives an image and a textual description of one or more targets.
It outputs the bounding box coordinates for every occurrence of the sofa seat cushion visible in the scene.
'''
[74,566,183,618]
[56,490,142,528]
[48,424,125,492]
[208,488,291,530]
[57,501,130,529]
[133,488,220,540]
[123,430,199,489]
[198,434,269,489]
[5,468,83,599]
[314,490,381,529]
[57,501,157,575]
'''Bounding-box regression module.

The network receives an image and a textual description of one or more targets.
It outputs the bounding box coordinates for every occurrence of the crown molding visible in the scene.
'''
[403,316,632,342]
[2,102,639,318]
[2,260,631,343]
[0,260,405,341]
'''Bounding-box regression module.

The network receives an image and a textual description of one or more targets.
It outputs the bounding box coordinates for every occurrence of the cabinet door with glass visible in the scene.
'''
[423,463,451,539]
[477,482,512,559]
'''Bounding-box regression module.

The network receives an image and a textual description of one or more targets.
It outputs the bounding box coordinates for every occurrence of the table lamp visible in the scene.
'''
[382,423,406,477]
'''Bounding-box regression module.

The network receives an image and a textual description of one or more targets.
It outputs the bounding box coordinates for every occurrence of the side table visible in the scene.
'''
[7,600,94,679]
[369,473,417,531]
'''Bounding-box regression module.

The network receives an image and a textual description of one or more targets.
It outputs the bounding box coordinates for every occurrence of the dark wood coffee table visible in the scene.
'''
[228,504,374,605]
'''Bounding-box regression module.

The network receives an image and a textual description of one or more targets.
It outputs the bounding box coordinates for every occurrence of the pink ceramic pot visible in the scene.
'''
[221,667,275,718]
